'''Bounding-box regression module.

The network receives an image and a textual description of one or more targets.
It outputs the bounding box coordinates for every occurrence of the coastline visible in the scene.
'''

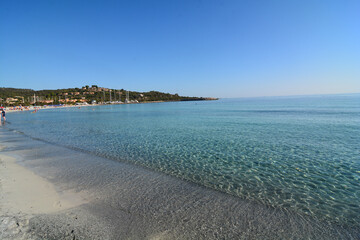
[0,150,88,239]
[3,104,93,113]
[3,98,219,113]
[0,128,358,239]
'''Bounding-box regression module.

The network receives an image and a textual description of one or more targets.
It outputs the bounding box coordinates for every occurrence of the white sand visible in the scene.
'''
[0,150,88,239]
[0,154,87,215]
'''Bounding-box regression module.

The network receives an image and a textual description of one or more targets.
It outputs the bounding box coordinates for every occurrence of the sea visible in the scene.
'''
[5,94,360,228]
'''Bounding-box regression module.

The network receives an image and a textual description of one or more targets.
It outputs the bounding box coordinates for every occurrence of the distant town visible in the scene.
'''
[0,85,217,107]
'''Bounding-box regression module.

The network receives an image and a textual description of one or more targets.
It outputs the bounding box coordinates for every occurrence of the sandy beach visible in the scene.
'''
[0,128,358,239]
[3,104,93,113]
[0,152,88,239]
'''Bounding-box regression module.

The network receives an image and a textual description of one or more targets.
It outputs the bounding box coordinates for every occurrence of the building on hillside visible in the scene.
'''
[39,100,54,104]
[98,87,110,92]
[15,96,25,103]
[6,97,19,104]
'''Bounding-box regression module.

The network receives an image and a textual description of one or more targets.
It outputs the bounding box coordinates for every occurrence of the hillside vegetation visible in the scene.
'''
[0,85,216,106]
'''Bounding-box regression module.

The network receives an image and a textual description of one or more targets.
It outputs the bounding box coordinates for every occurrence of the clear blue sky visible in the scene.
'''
[1,0,359,97]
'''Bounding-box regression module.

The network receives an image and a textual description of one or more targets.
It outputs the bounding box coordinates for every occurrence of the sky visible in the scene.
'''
[1,0,359,98]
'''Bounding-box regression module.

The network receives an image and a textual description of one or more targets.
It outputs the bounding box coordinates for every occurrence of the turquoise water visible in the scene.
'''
[6,94,360,226]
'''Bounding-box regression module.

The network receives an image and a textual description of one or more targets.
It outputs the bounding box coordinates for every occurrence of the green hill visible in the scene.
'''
[0,86,217,106]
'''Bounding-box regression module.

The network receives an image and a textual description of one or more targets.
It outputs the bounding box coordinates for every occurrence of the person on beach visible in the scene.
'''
[1,109,5,122]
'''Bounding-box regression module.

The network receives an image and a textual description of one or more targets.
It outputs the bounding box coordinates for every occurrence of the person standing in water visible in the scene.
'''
[1,109,5,122]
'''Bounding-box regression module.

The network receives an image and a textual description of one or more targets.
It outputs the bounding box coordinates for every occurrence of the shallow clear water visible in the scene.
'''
[6,94,360,226]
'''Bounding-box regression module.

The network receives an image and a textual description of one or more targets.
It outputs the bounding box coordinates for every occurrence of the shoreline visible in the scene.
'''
[0,152,88,215]
[0,151,88,239]
[3,98,219,113]
[0,128,358,239]
[2,104,93,113]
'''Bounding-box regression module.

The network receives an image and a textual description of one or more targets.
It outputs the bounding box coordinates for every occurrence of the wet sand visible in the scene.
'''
[0,152,88,239]
[0,128,358,239]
